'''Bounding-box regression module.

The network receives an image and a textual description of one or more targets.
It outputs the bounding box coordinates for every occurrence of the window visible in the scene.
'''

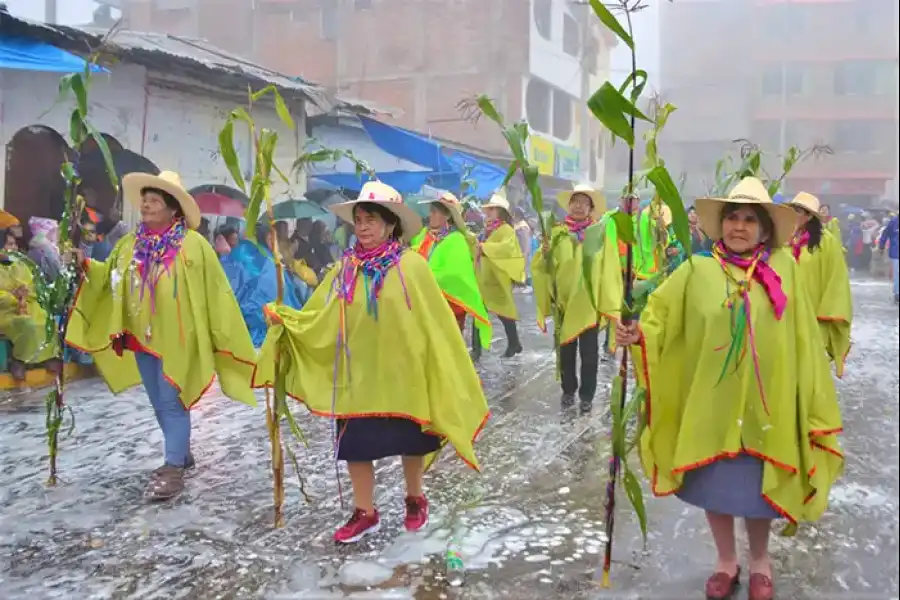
[766,4,806,37]
[761,64,805,96]
[525,78,552,134]
[533,0,552,41]
[562,12,581,57]
[355,0,373,9]
[835,60,896,96]
[321,2,337,40]
[834,120,878,153]
[552,89,573,140]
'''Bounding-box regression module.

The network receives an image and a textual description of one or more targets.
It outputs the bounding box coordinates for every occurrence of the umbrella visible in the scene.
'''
[272,200,336,228]
[188,184,249,204]
[195,192,246,217]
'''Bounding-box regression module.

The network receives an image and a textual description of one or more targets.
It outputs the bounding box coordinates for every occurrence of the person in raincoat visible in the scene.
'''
[473,192,526,358]
[66,171,257,502]
[0,250,59,380]
[616,177,843,600]
[253,181,489,544]
[411,191,492,344]
[786,192,852,377]
[28,217,62,282]
[532,184,622,411]
[818,203,841,246]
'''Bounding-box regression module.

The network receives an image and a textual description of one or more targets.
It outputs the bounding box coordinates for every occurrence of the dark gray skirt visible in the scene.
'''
[335,417,442,462]
[676,453,781,519]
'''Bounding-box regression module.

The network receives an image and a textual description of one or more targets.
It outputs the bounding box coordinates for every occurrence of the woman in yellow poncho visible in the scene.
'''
[473,192,525,358]
[786,192,852,377]
[253,181,489,544]
[532,184,622,412]
[0,251,59,380]
[67,171,257,502]
[411,191,492,344]
[616,177,843,600]
[818,202,842,246]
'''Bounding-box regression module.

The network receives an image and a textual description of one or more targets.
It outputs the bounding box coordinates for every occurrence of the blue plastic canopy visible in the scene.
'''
[358,116,506,199]
[0,37,106,73]
[313,170,434,194]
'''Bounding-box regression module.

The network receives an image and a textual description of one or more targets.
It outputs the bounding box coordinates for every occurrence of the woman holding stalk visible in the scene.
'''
[616,177,843,600]
[473,192,526,358]
[66,171,258,501]
[532,184,622,412]
[786,192,852,377]
[254,181,489,544]
[411,191,492,344]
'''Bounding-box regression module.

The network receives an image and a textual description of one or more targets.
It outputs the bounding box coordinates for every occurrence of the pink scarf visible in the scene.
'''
[564,215,594,243]
[713,240,787,320]
[790,229,810,262]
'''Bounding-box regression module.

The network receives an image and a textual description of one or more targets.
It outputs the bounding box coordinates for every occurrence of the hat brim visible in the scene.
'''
[123,173,202,230]
[695,197,796,247]
[785,200,822,221]
[330,199,423,243]
[557,189,605,218]
[418,199,468,232]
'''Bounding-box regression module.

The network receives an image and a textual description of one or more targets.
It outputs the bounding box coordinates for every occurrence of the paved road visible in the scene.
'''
[0,281,897,600]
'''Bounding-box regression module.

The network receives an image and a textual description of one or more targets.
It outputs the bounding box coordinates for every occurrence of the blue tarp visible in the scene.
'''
[220,240,309,347]
[0,37,106,73]
[359,116,506,199]
[313,170,435,194]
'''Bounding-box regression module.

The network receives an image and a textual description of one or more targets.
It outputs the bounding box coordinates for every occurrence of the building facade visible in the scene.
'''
[109,0,616,188]
[659,0,899,206]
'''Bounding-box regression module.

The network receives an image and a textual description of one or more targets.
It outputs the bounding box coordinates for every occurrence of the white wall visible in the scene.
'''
[0,62,307,223]
[528,0,583,98]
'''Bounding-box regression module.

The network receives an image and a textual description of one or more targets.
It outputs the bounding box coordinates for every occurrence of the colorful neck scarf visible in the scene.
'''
[335,239,410,318]
[419,225,452,261]
[478,219,503,242]
[132,218,187,311]
[564,215,594,243]
[712,240,787,417]
[790,229,810,262]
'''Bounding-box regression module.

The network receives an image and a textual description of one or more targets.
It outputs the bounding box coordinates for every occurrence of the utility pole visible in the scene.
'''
[44,0,57,24]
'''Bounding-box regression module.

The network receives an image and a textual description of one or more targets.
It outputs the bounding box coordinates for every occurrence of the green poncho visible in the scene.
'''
[633,250,843,524]
[532,222,622,345]
[66,231,257,408]
[411,227,492,348]
[791,229,852,377]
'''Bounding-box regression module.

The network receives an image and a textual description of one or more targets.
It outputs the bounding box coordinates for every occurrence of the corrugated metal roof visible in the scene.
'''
[0,9,392,116]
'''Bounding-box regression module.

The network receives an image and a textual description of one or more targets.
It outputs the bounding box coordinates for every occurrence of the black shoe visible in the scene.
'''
[579,396,593,413]
[560,393,575,408]
[502,343,523,358]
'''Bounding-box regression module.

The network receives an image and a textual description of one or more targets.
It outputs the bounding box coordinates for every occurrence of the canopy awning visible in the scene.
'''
[313,170,455,195]
[0,37,106,73]
[358,116,506,199]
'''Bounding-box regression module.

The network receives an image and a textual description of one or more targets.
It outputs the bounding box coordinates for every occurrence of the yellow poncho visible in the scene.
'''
[65,231,257,408]
[476,223,525,320]
[634,251,843,524]
[0,255,58,363]
[253,250,489,469]
[792,230,852,377]
[532,223,623,345]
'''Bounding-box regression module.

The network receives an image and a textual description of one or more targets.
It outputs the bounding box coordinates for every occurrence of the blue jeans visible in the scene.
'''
[134,352,191,467]
[893,258,899,298]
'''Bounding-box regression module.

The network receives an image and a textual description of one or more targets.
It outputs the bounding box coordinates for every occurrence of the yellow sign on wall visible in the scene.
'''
[529,135,555,176]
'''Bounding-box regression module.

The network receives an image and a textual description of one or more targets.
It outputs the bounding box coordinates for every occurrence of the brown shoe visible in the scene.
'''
[748,573,774,600]
[144,465,185,502]
[705,566,740,600]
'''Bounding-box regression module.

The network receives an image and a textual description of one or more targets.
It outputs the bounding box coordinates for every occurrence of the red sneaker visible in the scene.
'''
[404,495,429,532]
[333,508,380,544]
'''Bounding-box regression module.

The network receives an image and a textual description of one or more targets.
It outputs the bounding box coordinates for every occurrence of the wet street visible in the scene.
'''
[1,280,897,600]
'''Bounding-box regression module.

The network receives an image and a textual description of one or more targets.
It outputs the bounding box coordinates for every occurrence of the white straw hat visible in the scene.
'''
[123,170,202,230]
[328,180,422,242]
[694,177,796,247]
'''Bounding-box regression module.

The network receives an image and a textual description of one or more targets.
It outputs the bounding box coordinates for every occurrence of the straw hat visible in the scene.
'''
[785,191,821,221]
[695,177,796,247]
[329,180,422,243]
[123,170,202,230]
[557,184,606,218]
[419,191,467,232]
[482,191,512,216]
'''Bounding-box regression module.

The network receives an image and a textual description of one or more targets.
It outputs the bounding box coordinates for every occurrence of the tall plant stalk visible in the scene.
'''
[40,46,119,486]
[709,139,834,198]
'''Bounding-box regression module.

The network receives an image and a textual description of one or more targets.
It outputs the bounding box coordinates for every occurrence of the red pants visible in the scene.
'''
[450,302,467,332]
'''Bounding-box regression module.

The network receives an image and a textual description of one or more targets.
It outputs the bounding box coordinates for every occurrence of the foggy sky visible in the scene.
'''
[5,0,100,25]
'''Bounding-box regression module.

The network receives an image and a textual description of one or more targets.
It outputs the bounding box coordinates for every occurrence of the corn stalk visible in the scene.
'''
[40,46,119,486]
[710,139,834,198]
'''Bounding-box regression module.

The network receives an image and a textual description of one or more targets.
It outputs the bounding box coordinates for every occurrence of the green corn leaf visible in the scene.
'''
[476,94,505,126]
[646,166,691,260]
[610,210,636,245]
[70,74,88,117]
[581,219,608,310]
[245,176,267,241]
[57,73,75,102]
[272,89,295,131]
[84,122,119,191]
[622,466,648,541]
[68,110,87,147]
[501,160,519,189]
[218,120,246,193]
[589,0,633,49]
[258,128,279,180]
[588,83,648,148]
[503,126,528,164]
[618,69,648,103]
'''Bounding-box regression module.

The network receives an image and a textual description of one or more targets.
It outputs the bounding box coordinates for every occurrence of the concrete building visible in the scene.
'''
[105,0,617,189]
[659,0,899,206]
[0,12,369,227]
